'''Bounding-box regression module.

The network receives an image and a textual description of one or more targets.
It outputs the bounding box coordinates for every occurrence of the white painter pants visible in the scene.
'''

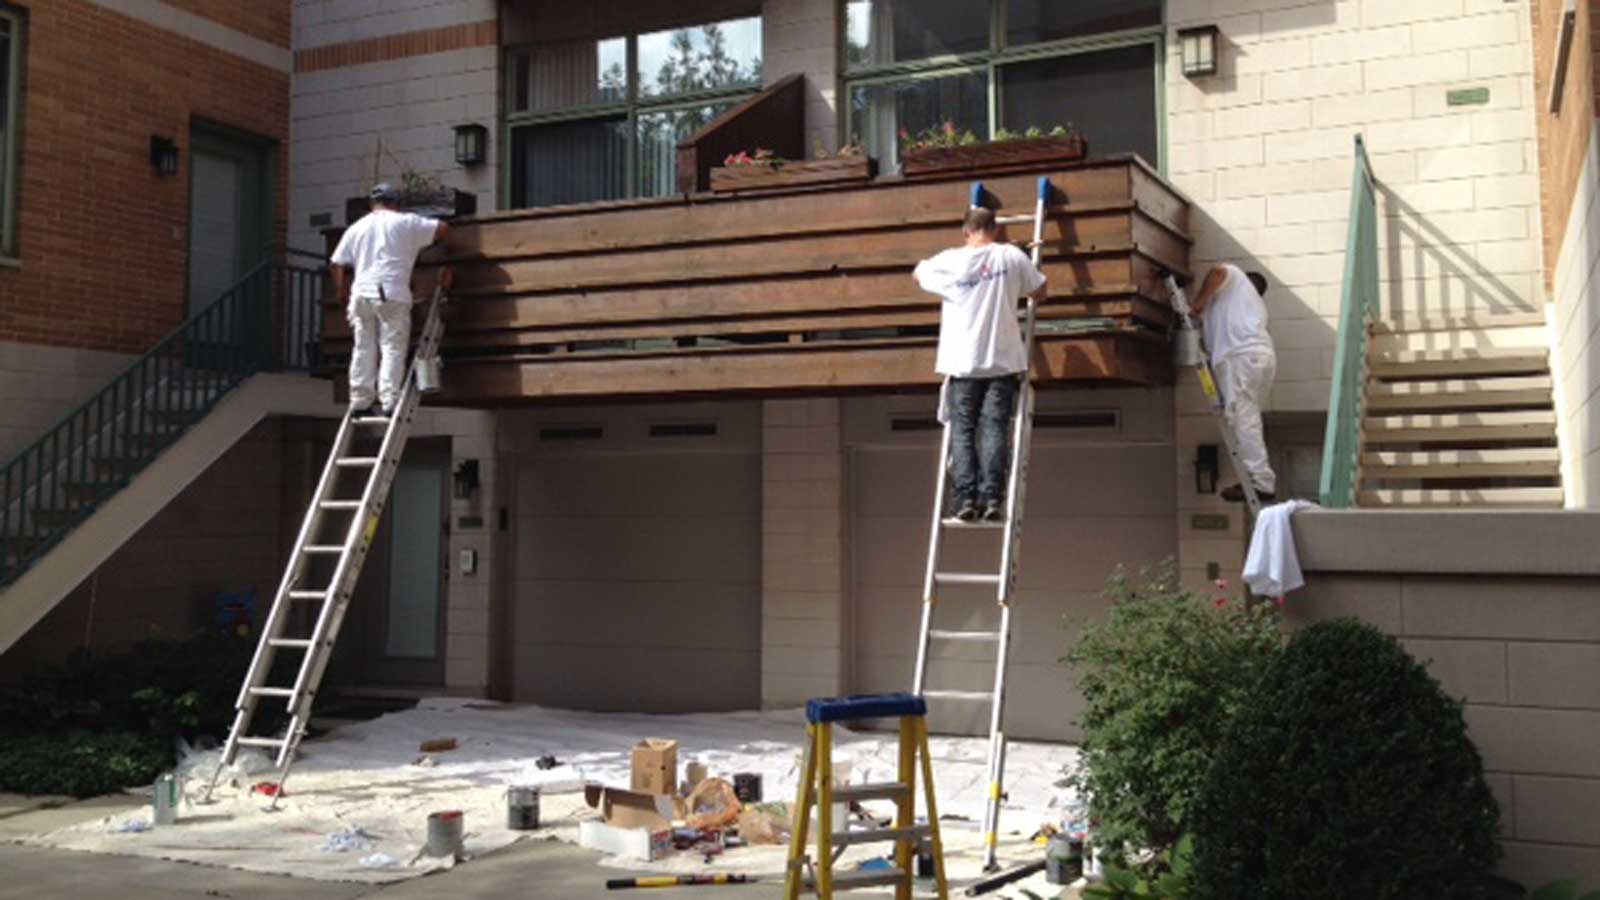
[1214,349,1278,493]
[347,295,412,410]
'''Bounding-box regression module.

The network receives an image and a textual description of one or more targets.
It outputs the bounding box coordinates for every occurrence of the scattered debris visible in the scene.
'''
[318,825,376,853]
[250,782,282,798]
[535,754,560,770]
[106,818,152,834]
[358,853,399,868]
[419,738,458,753]
[580,820,673,861]
[734,803,791,845]
[631,738,678,796]
[685,778,741,830]
[412,755,438,768]
[586,783,678,831]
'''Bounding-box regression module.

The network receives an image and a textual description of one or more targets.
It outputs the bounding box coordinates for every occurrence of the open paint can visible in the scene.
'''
[152,773,179,825]
[507,786,541,830]
[732,772,763,804]
[426,810,465,858]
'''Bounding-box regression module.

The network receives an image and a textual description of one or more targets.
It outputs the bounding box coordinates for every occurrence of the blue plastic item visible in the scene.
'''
[805,693,927,724]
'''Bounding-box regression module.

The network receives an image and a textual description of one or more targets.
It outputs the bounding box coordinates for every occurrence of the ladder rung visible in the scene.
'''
[933,572,1001,587]
[335,457,379,467]
[235,736,288,748]
[248,687,295,698]
[288,589,327,601]
[302,545,345,555]
[995,215,1036,225]
[929,629,1001,643]
[940,517,1005,529]
[352,416,390,425]
[922,690,993,703]
[830,824,930,848]
[268,638,313,649]
[319,500,362,511]
[831,782,911,803]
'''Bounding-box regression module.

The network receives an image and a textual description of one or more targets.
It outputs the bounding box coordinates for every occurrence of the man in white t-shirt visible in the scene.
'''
[329,183,451,416]
[914,207,1048,521]
[1192,263,1277,502]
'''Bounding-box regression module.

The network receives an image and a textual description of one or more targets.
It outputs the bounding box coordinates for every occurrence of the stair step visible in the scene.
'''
[1370,348,1549,379]
[1374,312,1546,334]
[1363,410,1556,445]
[1370,326,1548,355]
[1362,448,1560,480]
[929,630,1001,643]
[1366,376,1552,412]
[1358,487,1564,508]
[830,824,930,848]
[831,782,912,803]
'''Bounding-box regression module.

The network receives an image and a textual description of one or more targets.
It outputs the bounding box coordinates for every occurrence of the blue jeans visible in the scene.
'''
[948,376,1019,505]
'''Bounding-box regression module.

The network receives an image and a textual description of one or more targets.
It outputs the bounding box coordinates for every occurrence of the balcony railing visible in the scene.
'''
[1319,136,1379,508]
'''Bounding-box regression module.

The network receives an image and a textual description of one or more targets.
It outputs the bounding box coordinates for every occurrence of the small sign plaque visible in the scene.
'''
[1191,514,1231,532]
[1447,87,1490,107]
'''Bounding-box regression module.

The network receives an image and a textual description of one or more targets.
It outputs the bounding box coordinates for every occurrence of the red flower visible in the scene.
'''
[1213,596,1228,608]
[943,121,956,135]
[1274,596,1287,608]
[898,127,910,140]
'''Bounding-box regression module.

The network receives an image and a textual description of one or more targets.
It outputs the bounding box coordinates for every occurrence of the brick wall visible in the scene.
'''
[1168,0,1543,413]
[1530,0,1597,285]
[163,0,291,48]
[0,0,290,354]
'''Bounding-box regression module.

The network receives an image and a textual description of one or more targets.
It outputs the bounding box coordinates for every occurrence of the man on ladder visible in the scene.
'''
[1188,264,1278,503]
[914,206,1048,520]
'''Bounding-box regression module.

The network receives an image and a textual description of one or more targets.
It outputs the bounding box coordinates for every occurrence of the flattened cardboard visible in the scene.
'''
[631,738,678,796]
[585,782,678,831]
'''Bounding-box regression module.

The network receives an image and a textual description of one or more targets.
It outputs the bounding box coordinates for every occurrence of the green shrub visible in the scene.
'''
[1064,562,1282,860]
[0,732,170,797]
[1190,618,1502,900]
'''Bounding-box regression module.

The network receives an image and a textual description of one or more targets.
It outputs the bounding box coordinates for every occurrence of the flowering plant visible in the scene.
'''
[723,148,782,168]
[900,121,981,152]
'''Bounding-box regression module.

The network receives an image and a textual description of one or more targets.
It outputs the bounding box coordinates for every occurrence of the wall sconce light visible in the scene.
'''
[1178,25,1221,78]
[453,123,488,167]
[149,136,180,177]
[453,459,481,500]
[1195,444,1220,495]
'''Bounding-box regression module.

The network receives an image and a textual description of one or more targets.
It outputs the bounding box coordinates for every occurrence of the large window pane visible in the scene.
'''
[0,15,13,256]
[1005,0,1161,47]
[637,103,736,198]
[846,0,989,68]
[849,71,989,172]
[512,117,629,208]
[638,16,762,99]
[1000,45,1159,166]
[513,37,627,114]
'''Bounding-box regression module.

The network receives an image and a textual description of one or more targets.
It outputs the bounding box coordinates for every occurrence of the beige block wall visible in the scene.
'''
[1551,125,1600,508]
[1168,0,1544,413]
[1290,511,1600,884]
[0,342,132,460]
[762,0,839,155]
[761,398,848,707]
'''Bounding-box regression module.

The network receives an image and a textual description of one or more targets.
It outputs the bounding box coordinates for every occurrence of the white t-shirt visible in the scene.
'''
[1201,264,1273,365]
[330,209,440,304]
[915,242,1047,377]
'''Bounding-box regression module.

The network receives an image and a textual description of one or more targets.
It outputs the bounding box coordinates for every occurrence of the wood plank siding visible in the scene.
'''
[320,155,1191,403]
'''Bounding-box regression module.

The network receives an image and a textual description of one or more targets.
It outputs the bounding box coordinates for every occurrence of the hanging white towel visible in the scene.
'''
[1243,499,1319,598]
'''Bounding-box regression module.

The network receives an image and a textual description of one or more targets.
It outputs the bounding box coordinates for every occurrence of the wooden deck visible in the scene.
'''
[320,154,1191,404]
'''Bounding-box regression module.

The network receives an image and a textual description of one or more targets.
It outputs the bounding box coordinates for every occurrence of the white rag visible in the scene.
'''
[1243,499,1318,597]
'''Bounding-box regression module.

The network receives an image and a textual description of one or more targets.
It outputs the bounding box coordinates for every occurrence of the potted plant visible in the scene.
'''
[709,139,876,193]
[900,122,1087,178]
[344,140,477,224]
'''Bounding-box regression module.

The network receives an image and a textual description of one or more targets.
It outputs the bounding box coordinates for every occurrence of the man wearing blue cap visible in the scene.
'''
[329,183,450,417]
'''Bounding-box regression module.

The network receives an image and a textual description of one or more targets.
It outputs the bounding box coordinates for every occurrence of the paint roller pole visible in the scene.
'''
[963,859,1047,896]
[605,875,756,890]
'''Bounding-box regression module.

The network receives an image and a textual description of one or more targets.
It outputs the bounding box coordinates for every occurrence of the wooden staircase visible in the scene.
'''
[1358,312,1561,507]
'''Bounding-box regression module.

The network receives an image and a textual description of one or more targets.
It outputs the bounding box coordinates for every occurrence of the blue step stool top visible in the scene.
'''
[806,692,927,724]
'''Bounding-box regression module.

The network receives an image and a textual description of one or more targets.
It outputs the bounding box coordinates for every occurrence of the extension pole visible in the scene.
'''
[963,859,1046,896]
[605,875,755,890]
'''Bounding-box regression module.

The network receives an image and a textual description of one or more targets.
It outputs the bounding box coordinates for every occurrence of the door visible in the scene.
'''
[187,122,274,315]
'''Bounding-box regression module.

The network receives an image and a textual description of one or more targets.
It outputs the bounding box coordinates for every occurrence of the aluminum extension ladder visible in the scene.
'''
[203,284,448,806]
[1165,275,1263,518]
[911,177,1052,873]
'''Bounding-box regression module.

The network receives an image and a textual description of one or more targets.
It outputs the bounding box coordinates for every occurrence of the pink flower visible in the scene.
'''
[898,127,910,140]
[943,121,956,135]
[1214,578,1230,590]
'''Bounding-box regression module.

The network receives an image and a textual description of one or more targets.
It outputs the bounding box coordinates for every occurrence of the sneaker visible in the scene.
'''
[350,403,380,419]
[954,499,980,521]
[981,500,1006,522]
[1221,483,1277,503]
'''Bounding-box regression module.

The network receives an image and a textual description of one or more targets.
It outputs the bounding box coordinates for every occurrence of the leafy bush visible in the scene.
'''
[0,732,170,797]
[1190,618,1502,900]
[1064,563,1281,860]
[1084,835,1196,900]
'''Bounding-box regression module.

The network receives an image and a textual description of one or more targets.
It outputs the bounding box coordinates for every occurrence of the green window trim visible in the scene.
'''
[0,3,24,260]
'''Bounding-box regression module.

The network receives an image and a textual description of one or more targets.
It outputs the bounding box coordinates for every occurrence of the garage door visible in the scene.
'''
[847,390,1177,742]
[507,402,762,712]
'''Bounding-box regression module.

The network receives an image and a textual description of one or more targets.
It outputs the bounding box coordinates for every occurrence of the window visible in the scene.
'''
[506,15,762,208]
[0,5,22,259]
[843,0,1163,172]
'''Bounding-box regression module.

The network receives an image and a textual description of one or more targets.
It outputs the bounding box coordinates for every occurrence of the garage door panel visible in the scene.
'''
[1027,445,1177,514]
[516,644,760,713]
[523,455,758,517]
[853,449,939,513]
[516,579,759,649]
[521,515,760,582]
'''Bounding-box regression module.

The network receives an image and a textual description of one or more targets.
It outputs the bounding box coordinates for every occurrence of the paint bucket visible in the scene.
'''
[732,772,762,804]
[1045,833,1083,885]
[507,786,541,830]
[1174,327,1204,367]
[415,355,443,394]
[425,810,465,858]
[152,773,179,825]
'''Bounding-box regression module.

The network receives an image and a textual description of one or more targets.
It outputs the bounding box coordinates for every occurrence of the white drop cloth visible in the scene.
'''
[1243,499,1318,597]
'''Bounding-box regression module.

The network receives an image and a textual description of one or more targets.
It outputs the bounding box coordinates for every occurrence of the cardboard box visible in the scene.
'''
[631,738,678,796]
[585,782,679,831]
[579,820,672,861]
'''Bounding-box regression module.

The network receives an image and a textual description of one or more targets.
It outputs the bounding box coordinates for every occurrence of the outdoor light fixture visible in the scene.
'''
[453,123,488,167]
[149,136,180,177]
[1178,25,1221,78]
[1195,444,1220,494]
[453,459,481,500]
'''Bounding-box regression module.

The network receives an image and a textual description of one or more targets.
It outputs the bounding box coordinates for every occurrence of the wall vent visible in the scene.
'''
[650,422,718,438]
[539,425,603,441]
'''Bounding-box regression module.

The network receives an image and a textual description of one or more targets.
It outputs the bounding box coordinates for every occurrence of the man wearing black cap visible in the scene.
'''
[329,183,450,417]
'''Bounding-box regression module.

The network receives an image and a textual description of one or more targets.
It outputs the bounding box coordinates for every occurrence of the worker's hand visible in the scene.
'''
[439,267,455,292]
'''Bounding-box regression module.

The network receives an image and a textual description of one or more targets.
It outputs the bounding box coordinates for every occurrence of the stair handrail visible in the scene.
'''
[0,250,326,584]
[1318,135,1379,507]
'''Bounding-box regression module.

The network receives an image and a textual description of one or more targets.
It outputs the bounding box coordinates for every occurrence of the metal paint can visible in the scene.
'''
[152,773,179,825]
[732,772,762,804]
[416,355,443,394]
[507,786,541,830]
[425,810,465,858]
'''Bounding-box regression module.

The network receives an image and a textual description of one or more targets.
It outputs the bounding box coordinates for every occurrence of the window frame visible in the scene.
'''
[837,1,1167,174]
[0,2,24,262]
[501,18,765,208]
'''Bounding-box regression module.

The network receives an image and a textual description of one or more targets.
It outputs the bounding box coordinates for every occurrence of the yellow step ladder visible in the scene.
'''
[783,693,949,899]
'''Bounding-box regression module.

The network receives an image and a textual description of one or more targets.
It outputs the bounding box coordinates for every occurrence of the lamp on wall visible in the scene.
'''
[149,136,180,177]
[1177,25,1221,78]
[1194,444,1220,495]
[453,459,481,500]
[453,123,488,167]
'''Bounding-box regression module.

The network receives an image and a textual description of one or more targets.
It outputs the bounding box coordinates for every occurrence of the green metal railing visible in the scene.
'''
[1318,135,1379,507]
[0,251,326,586]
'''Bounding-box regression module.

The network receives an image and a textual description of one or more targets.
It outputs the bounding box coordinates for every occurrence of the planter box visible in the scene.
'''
[710,156,876,193]
[901,135,1088,178]
[345,187,477,225]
